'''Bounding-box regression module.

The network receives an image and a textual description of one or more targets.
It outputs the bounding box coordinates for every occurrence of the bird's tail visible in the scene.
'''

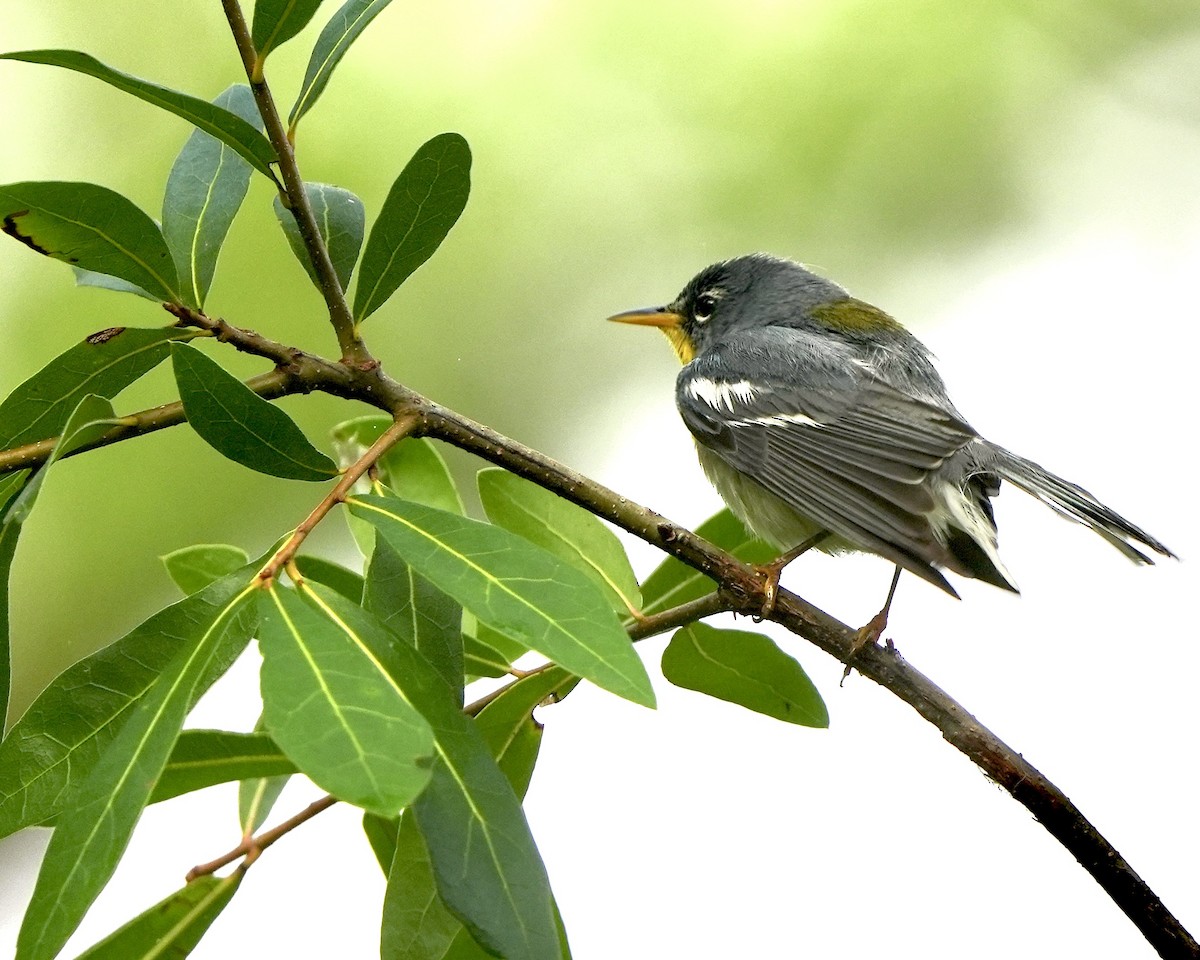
[985,444,1176,564]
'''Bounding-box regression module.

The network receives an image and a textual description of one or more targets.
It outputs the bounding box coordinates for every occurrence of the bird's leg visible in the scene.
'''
[841,565,903,680]
[754,530,831,621]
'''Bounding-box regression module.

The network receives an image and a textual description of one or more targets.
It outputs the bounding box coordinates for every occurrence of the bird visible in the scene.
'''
[610,253,1175,647]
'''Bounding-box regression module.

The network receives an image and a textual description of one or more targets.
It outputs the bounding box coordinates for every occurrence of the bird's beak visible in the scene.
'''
[607,306,685,329]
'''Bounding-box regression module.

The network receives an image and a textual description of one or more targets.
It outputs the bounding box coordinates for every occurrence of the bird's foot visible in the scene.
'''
[751,531,831,622]
[840,610,889,683]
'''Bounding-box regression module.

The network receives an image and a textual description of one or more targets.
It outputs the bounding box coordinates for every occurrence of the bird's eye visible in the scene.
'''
[694,293,718,323]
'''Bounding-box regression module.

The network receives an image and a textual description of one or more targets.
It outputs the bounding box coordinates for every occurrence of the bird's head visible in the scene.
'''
[609,253,899,362]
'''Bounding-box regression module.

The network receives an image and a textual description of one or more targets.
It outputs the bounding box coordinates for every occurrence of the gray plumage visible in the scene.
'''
[660,254,1174,596]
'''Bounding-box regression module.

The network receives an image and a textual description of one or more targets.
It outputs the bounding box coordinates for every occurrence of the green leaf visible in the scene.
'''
[364,536,463,697]
[161,544,250,595]
[163,85,261,308]
[0,51,277,180]
[349,494,654,708]
[289,0,396,129]
[150,729,295,806]
[272,182,364,291]
[0,326,182,450]
[640,508,775,615]
[71,873,242,960]
[237,714,292,834]
[470,618,529,664]
[293,554,364,603]
[462,634,511,679]
[473,667,574,797]
[0,181,180,303]
[15,583,257,960]
[381,814,463,960]
[352,133,471,323]
[0,471,25,730]
[305,589,560,960]
[478,467,641,616]
[253,0,327,61]
[331,419,464,513]
[362,812,399,874]
[0,562,261,840]
[72,267,156,302]
[171,342,337,481]
[2,395,120,529]
[258,584,436,816]
[662,623,828,728]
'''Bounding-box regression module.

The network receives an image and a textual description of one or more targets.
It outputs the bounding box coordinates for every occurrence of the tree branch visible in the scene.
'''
[220,0,371,367]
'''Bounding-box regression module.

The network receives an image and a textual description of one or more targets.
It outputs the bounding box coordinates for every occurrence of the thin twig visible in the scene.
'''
[187,794,338,881]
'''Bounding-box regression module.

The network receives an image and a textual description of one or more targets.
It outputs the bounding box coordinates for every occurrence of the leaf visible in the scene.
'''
[381,814,463,960]
[352,133,471,323]
[171,342,337,481]
[0,471,25,730]
[252,0,327,61]
[71,873,242,960]
[662,623,828,728]
[473,667,573,797]
[331,418,463,512]
[150,729,295,806]
[161,544,250,595]
[478,467,641,616]
[364,536,463,697]
[15,583,257,960]
[463,633,511,679]
[293,554,364,602]
[640,508,775,615]
[288,0,396,129]
[2,395,120,527]
[305,589,561,960]
[0,51,277,180]
[272,182,364,291]
[0,562,261,840]
[349,494,654,708]
[258,584,435,816]
[0,326,182,450]
[362,812,399,874]
[237,714,292,834]
[72,267,156,302]
[0,181,180,302]
[162,85,261,308]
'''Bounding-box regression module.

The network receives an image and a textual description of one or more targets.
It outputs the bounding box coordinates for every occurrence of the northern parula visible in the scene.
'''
[611,253,1174,635]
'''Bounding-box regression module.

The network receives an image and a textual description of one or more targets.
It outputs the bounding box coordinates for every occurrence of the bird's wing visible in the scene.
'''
[676,329,979,591]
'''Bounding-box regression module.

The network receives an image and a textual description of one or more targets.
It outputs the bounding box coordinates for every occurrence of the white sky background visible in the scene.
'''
[3,25,1200,960]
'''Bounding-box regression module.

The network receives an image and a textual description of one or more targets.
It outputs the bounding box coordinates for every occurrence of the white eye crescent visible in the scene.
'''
[694,292,718,323]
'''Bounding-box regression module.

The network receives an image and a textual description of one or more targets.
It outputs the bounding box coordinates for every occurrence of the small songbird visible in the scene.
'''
[610,253,1174,640]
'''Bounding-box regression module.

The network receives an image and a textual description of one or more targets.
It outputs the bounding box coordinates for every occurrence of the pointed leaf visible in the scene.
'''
[0,471,25,729]
[253,0,327,61]
[71,873,242,960]
[308,590,561,960]
[272,182,364,291]
[171,342,337,481]
[0,51,277,180]
[463,633,511,679]
[662,623,828,728]
[0,181,180,302]
[163,85,261,308]
[640,508,775,614]
[352,133,471,322]
[363,812,399,874]
[150,729,295,806]
[349,494,654,707]
[161,544,251,595]
[237,714,292,833]
[478,467,641,615]
[0,326,182,450]
[364,536,462,697]
[289,0,396,129]
[293,554,363,602]
[0,563,261,839]
[258,585,435,816]
[15,584,257,960]
[72,267,156,301]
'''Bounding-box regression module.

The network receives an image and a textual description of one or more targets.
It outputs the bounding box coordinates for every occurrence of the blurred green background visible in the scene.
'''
[2,0,1198,717]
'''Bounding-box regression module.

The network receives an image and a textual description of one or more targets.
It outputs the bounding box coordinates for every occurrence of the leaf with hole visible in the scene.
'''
[0,51,277,180]
[163,84,261,308]
[349,494,654,707]
[272,182,364,291]
[289,0,396,129]
[171,342,337,481]
[662,623,828,728]
[0,181,180,302]
[353,133,471,322]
